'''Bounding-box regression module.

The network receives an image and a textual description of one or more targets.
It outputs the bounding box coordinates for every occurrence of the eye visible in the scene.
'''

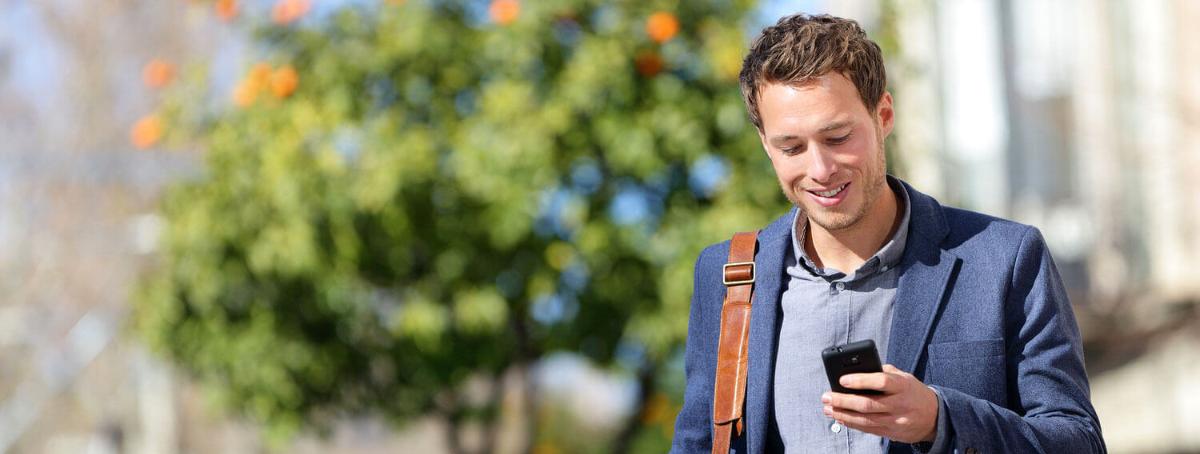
[828,133,851,145]
[779,144,803,155]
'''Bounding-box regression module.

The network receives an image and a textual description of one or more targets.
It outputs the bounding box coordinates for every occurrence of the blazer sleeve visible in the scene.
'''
[934,227,1106,453]
[670,243,727,453]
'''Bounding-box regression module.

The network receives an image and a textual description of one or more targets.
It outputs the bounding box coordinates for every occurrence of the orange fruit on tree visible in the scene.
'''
[270,65,299,99]
[233,62,276,107]
[635,51,664,77]
[215,0,238,21]
[232,79,259,107]
[646,11,679,43]
[248,63,272,89]
[272,0,311,25]
[142,59,175,89]
[131,115,164,149]
[489,0,519,25]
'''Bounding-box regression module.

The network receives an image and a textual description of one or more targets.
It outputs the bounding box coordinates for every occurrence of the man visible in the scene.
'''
[670,14,1105,454]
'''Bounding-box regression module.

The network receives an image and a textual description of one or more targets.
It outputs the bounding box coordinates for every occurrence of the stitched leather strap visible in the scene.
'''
[712,231,757,454]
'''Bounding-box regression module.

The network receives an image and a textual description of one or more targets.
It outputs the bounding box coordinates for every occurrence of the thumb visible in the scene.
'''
[882,364,903,374]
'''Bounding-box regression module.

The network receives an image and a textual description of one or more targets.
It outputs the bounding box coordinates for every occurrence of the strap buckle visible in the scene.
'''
[722,261,755,286]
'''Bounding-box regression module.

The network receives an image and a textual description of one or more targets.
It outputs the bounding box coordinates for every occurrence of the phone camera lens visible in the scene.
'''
[849,355,860,364]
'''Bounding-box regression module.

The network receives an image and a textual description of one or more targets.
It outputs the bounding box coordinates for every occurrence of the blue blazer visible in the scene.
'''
[671,181,1105,453]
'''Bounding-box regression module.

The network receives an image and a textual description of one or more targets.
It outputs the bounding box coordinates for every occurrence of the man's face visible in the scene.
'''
[756,73,894,232]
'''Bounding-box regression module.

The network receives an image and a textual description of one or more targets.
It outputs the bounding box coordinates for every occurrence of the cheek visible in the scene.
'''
[842,140,877,168]
[769,155,807,185]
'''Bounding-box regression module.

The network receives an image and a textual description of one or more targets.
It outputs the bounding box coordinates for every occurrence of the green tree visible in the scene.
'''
[135,0,785,451]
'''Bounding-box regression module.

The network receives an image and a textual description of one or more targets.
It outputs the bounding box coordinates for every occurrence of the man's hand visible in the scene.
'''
[821,364,939,444]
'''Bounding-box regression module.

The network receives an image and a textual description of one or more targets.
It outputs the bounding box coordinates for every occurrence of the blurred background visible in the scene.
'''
[0,0,1197,453]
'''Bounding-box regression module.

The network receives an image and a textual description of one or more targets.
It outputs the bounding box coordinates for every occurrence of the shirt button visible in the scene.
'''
[835,282,846,291]
[881,265,889,272]
[830,422,843,433]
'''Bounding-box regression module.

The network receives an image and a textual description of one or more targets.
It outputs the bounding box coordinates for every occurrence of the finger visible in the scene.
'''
[822,391,888,414]
[823,405,886,431]
[839,372,898,393]
[882,364,918,382]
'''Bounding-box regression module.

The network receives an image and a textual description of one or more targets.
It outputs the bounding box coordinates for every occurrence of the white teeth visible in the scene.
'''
[813,183,847,198]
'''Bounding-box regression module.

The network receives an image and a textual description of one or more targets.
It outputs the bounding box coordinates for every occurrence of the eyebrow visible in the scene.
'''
[819,120,854,133]
[768,120,854,146]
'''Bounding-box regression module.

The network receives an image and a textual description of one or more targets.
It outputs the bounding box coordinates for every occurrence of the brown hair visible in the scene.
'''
[739,14,887,130]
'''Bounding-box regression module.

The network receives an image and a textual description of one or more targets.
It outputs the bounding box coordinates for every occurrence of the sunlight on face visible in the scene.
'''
[756,73,893,232]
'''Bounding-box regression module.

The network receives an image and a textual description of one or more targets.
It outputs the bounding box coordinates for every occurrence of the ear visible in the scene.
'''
[875,91,895,138]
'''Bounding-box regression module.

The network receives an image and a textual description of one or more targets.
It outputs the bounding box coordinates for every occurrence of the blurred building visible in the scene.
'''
[874,0,1200,451]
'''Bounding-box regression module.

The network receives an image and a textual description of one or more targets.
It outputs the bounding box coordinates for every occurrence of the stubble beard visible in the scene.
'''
[787,135,888,233]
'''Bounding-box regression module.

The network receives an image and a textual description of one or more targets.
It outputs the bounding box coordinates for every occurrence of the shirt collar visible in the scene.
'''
[789,175,912,281]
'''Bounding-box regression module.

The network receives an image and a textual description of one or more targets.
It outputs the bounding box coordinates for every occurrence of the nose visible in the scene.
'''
[806,145,838,183]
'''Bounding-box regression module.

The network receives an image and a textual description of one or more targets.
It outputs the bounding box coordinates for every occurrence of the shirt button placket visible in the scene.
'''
[831,281,845,295]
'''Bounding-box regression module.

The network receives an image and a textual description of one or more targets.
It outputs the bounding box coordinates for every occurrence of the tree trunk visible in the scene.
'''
[510,312,538,454]
[441,392,467,454]
[612,363,658,454]
[479,372,503,454]
[515,359,537,454]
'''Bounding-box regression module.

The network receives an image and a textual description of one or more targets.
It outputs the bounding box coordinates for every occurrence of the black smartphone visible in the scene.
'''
[822,340,884,395]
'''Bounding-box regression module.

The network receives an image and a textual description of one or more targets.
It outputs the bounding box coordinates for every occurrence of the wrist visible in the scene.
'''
[918,423,937,443]
[919,385,941,442]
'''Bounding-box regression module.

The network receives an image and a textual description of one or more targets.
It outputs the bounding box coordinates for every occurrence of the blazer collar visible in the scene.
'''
[896,178,949,246]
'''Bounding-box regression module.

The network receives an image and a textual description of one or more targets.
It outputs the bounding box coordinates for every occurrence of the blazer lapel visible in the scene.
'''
[887,246,958,372]
[743,208,793,454]
[886,180,957,373]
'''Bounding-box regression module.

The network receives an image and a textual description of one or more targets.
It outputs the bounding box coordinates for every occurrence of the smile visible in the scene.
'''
[804,182,850,207]
[808,183,848,198]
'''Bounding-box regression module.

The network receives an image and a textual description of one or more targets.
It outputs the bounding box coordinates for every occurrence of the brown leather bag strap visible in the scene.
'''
[712,231,758,454]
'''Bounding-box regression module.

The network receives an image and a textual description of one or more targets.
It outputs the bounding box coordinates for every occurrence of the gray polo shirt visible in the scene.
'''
[773,177,910,453]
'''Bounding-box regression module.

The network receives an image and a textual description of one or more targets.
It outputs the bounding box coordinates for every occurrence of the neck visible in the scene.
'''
[804,183,901,273]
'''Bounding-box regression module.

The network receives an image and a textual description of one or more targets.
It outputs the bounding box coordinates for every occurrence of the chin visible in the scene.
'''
[809,210,861,231]
[797,194,866,232]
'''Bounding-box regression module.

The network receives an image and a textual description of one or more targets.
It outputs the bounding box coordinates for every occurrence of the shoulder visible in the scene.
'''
[941,206,1039,248]
[695,240,731,269]
[689,242,731,312]
[900,178,1046,271]
[899,178,1041,259]
[692,207,793,285]
[693,208,794,270]
[939,206,1050,276]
